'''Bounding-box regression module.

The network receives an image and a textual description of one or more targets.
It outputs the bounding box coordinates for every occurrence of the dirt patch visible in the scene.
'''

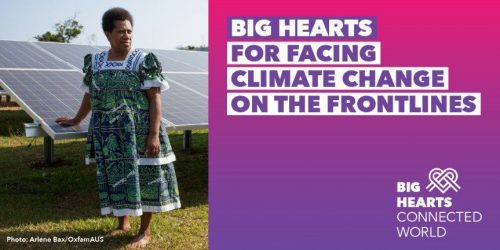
[0,101,20,110]
[189,152,208,161]
[26,155,73,169]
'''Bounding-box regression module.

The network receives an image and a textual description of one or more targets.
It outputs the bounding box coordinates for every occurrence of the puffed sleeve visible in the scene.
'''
[139,53,169,92]
[80,53,92,94]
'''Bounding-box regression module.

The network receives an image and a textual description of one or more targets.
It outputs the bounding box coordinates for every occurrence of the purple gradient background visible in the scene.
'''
[210,1,500,249]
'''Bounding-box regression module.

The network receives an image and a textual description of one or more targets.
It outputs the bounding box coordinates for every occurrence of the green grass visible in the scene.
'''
[0,110,208,249]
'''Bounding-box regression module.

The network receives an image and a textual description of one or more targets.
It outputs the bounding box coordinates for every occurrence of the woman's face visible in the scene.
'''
[106,20,133,53]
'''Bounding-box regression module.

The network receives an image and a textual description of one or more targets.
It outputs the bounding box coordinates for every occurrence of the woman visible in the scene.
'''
[55,7,180,248]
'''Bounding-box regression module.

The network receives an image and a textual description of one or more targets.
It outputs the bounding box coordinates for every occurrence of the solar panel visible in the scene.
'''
[91,46,208,72]
[164,73,208,96]
[164,74,208,126]
[146,49,208,72]
[36,42,101,69]
[0,40,208,140]
[0,70,90,136]
[96,45,110,51]
[0,40,73,69]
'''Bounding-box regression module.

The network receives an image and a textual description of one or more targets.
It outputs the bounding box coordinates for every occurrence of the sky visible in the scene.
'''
[0,0,208,50]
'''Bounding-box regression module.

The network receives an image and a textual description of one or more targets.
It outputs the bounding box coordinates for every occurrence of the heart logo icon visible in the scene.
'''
[426,168,461,194]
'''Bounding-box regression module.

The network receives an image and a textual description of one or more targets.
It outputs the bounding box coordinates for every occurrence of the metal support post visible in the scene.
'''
[44,136,54,164]
[183,130,192,152]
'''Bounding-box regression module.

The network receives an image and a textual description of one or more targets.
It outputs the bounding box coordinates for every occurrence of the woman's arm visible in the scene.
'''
[144,87,161,156]
[55,93,91,126]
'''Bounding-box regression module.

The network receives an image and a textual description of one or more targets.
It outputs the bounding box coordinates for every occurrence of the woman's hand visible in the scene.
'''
[55,116,80,126]
[144,134,160,156]
[55,93,91,127]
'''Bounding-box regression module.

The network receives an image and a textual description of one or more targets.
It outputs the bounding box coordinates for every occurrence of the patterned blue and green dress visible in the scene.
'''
[81,49,181,217]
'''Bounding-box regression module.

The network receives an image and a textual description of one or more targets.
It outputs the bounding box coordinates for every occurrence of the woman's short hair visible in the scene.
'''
[102,7,134,33]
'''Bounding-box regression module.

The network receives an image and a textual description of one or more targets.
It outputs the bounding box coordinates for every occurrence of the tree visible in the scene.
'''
[177,45,208,51]
[34,32,64,43]
[35,18,83,43]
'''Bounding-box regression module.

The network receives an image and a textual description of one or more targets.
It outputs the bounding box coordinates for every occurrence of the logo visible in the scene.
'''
[426,168,461,194]
[396,167,482,238]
